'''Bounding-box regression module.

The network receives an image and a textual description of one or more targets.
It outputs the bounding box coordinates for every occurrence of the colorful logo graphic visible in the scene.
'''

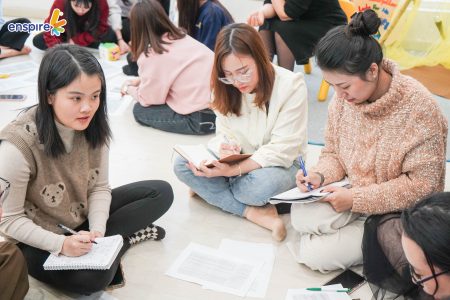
[49,9,67,36]
[7,8,67,35]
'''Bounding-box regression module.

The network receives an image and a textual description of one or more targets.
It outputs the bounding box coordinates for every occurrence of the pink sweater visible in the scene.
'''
[312,60,448,214]
[128,34,214,115]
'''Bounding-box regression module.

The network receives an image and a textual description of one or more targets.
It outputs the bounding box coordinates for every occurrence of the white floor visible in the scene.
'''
[1,1,449,299]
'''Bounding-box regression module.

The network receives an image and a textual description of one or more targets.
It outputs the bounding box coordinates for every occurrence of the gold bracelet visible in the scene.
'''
[237,163,242,177]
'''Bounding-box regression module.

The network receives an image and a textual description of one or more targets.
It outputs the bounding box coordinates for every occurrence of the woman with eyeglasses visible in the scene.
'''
[121,0,216,135]
[174,23,307,241]
[0,177,29,300]
[401,193,450,300]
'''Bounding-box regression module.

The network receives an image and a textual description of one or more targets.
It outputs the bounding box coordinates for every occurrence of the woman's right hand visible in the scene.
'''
[296,171,322,192]
[61,234,93,257]
[218,143,241,159]
[247,9,265,27]
[118,39,130,54]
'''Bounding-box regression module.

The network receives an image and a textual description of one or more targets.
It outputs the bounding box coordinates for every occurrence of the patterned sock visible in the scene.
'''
[128,224,166,245]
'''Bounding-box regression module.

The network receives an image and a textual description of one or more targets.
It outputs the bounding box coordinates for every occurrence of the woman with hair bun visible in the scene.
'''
[289,9,447,273]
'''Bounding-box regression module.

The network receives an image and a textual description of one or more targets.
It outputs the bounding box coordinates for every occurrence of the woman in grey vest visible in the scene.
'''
[0,44,173,295]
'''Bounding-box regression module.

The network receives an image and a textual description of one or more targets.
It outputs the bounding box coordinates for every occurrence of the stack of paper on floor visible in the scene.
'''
[285,284,352,300]
[166,240,275,298]
[269,179,350,204]
[43,235,123,270]
[173,144,251,169]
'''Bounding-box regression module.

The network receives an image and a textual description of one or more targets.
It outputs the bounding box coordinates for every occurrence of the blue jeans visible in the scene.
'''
[133,103,216,135]
[173,156,299,216]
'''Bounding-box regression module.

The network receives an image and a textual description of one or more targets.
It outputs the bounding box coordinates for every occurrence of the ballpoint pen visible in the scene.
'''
[298,156,313,191]
[306,287,350,292]
[57,224,97,244]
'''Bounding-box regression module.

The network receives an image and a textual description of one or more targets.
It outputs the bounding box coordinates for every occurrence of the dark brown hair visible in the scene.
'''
[212,23,274,116]
[315,9,382,78]
[130,0,185,59]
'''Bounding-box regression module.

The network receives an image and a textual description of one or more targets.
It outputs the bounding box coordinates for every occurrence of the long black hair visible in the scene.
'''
[401,192,450,296]
[36,44,111,158]
[64,0,100,40]
[315,9,383,78]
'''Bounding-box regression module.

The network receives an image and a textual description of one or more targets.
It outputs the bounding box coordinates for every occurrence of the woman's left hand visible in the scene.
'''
[186,160,235,178]
[320,186,353,213]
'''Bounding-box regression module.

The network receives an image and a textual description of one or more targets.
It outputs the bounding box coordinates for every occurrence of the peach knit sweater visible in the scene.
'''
[312,59,448,214]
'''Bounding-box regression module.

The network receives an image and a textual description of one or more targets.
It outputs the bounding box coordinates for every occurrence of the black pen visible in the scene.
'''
[57,224,97,244]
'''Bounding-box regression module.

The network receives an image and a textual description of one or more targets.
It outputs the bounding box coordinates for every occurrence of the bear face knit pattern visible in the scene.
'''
[311,59,448,214]
[0,107,102,233]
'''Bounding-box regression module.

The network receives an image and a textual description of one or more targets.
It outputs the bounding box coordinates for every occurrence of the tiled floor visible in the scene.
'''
[1,1,449,299]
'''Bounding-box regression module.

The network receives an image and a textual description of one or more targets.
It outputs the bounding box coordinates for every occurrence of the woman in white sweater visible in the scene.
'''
[174,23,308,241]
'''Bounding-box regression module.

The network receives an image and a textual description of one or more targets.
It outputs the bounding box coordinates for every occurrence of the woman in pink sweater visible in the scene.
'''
[290,8,447,278]
[120,0,215,135]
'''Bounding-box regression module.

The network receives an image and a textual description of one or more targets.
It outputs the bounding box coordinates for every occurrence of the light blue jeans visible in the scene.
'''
[173,156,299,216]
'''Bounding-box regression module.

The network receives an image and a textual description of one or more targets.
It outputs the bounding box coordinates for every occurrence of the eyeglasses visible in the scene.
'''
[409,264,449,286]
[218,69,253,85]
[0,177,10,208]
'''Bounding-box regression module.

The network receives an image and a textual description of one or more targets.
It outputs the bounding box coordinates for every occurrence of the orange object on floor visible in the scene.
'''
[401,65,450,100]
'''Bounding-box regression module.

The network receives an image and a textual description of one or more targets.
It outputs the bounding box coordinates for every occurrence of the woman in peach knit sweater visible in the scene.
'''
[290,9,447,275]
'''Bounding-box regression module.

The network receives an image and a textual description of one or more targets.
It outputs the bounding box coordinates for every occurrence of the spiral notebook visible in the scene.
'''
[43,235,123,270]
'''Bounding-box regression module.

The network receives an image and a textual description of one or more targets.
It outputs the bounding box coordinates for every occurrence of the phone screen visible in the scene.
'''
[324,269,366,292]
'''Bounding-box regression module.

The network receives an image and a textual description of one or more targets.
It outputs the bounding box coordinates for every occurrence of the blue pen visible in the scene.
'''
[298,156,313,191]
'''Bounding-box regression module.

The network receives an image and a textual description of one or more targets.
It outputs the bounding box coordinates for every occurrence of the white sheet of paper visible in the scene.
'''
[100,61,126,79]
[173,144,217,168]
[270,179,350,202]
[166,243,263,297]
[215,239,275,298]
[107,94,132,116]
[0,61,37,75]
[285,284,351,300]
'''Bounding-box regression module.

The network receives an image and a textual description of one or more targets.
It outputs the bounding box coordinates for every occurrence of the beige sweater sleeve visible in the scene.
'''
[87,145,111,235]
[310,98,347,184]
[0,141,66,255]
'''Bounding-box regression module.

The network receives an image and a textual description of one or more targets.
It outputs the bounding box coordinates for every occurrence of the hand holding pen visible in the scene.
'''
[219,135,241,159]
[297,156,313,191]
[59,224,99,257]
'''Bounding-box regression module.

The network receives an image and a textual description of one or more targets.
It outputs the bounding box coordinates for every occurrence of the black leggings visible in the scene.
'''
[0,18,31,51]
[18,180,173,295]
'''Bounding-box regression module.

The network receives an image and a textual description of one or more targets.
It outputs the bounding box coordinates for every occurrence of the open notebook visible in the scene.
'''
[270,179,350,204]
[43,235,123,270]
[173,144,251,169]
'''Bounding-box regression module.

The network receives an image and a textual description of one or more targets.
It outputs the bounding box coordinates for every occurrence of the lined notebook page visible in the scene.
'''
[173,144,217,168]
[43,235,123,270]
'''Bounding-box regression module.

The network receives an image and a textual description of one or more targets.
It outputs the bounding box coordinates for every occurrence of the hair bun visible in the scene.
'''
[348,9,381,37]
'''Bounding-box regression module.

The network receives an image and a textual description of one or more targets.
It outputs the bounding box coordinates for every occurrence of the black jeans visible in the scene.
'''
[133,103,216,135]
[18,180,173,295]
[32,27,116,50]
[0,18,31,51]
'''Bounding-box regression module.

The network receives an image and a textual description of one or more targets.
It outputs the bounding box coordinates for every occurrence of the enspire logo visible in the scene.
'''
[48,9,67,36]
[7,9,66,36]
